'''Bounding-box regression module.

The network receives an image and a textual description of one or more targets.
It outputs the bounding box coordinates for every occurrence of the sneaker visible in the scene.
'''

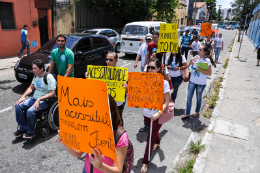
[139,124,148,132]
[23,133,35,139]
[13,130,26,137]
[18,51,21,58]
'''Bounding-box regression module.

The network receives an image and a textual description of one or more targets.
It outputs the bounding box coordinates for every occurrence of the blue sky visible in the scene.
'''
[216,0,233,9]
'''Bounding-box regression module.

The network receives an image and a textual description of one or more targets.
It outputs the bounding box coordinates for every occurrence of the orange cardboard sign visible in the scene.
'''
[200,23,212,37]
[128,72,164,114]
[58,75,118,165]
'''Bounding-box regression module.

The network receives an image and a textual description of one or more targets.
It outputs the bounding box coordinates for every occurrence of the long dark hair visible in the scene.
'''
[108,94,122,130]
[146,58,162,74]
[201,45,216,68]
[167,47,183,67]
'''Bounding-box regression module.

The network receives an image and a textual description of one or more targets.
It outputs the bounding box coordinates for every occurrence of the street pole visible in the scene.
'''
[238,0,247,42]
[217,5,222,21]
[193,0,197,25]
[238,13,248,60]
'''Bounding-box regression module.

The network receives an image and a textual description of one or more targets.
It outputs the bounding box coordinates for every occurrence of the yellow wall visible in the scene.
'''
[56,0,76,34]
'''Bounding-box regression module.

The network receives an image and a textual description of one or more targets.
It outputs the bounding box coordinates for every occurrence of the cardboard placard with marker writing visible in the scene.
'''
[58,76,118,166]
[157,23,179,53]
[127,72,164,114]
[200,23,212,37]
[87,65,128,102]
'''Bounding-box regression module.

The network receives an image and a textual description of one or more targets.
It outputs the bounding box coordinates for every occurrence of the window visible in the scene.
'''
[99,30,107,36]
[107,30,117,37]
[181,18,184,25]
[92,37,105,49]
[219,22,223,25]
[76,38,91,52]
[0,2,16,29]
[122,25,148,35]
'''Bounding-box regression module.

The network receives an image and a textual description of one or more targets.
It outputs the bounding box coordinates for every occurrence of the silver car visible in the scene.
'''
[82,28,121,52]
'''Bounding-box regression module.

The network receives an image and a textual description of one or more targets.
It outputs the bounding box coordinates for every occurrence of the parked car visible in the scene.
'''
[82,29,121,52]
[225,25,234,30]
[211,23,219,29]
[119,21,166,55]
[14,34,114,84]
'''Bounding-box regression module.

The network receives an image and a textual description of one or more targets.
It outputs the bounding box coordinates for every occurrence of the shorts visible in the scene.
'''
[257,49,260,59]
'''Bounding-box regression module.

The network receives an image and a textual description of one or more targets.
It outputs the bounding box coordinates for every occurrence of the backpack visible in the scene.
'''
[204,40,212,50]
[114,126,134,173]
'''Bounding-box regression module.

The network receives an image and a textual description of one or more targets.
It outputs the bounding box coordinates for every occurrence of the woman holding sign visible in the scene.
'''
[56,95,130,173]
[165,47,187,102]
[141,58,170,173]
[181,46,216,119]
[85,52,128,126]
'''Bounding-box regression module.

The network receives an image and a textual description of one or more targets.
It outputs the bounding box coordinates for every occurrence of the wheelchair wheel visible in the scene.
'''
[42,128,49,137]
[48,100,59,130]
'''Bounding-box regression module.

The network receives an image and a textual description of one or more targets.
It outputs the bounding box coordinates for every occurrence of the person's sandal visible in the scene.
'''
[181,115,190,119]
[192,113,199,117]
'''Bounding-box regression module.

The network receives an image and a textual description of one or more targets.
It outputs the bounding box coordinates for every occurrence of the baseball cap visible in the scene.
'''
[145,33,152,40]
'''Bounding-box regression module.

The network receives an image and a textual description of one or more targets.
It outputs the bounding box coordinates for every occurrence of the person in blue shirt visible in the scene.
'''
[18,25,30,57]
[181,30,192,60]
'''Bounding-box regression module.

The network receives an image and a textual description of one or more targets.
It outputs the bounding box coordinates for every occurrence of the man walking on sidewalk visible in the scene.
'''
[18,25,30,57]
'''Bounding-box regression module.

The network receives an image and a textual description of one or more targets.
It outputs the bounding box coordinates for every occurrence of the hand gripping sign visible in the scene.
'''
[58,76,118,166]
[87,65,128,102]
[127,72,164,114]
[200,23,212,37]
[157,23,179,53]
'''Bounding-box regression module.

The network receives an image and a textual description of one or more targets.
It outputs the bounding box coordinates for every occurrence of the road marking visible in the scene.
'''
[0,107,12,113]
[120,63,131,67]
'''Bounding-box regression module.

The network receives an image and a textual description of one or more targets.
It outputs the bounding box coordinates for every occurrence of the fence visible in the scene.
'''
[248,3,260,49]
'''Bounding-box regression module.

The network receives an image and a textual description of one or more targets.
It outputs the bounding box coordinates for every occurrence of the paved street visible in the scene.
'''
[0,28,236,173]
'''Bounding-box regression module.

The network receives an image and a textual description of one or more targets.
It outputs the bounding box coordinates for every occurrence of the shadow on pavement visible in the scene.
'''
[12,83,29,95]
[0,80,16,90]
[181,115,206,132]
[133,158,167,173]
[136,130,148,143]
[119,54,136,61]
[174,108,186,117]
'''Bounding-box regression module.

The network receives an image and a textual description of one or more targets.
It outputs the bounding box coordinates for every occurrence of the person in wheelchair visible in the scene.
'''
[14,59,57,139]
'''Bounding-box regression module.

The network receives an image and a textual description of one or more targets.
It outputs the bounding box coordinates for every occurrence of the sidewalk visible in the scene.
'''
[0,55,20,70]
[197,35,260,172]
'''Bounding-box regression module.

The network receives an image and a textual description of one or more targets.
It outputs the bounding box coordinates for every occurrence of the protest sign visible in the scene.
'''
[157,23,178,53]
[128,72,164,114]
[200,23,212,37]
[87,65,128,102]
[58,75,118,166]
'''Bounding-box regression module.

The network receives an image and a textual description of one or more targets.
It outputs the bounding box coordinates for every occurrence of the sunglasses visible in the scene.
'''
[147,66,156,70]
[106,58,114,62]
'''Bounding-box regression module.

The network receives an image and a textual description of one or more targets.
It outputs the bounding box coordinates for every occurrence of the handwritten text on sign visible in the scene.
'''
[157,23,179,53]
[128,72,164,114]
[58,76,118,165]
[87,65,128,102]
[200,23,212,37]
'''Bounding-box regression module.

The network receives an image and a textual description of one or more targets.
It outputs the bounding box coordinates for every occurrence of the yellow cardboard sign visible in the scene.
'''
[58,76,118,166]
[87,65,128,102]
[157,23,179,53]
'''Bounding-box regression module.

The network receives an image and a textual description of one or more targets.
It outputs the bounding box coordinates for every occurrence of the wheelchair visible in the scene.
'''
[16,97,59,140]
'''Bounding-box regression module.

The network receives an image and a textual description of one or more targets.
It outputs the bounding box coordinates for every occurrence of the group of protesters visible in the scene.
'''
[14,28,219,173]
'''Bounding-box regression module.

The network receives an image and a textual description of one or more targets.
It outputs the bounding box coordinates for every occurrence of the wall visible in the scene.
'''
[56,0,75,34]
[0,0,41,58]
[176,4,187,28]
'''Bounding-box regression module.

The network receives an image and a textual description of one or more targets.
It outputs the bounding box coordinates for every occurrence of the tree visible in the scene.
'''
[76,0,180,24]
[231,0,260,21]
[225,17,230,20]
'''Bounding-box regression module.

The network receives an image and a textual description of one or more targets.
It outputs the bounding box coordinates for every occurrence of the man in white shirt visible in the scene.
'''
[134,34,152,72]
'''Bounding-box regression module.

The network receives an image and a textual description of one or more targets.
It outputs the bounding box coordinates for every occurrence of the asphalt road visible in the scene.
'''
[0,28,236,173]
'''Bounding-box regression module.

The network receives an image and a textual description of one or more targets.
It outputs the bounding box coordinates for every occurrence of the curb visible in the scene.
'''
[192,34,238,173]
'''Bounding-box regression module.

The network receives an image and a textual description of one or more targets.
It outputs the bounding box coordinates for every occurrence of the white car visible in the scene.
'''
[119,21,166,55]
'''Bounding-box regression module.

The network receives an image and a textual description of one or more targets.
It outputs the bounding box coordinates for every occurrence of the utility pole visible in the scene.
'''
[193,0,197,25]
[217,5,222,21]
[238,0,247,42]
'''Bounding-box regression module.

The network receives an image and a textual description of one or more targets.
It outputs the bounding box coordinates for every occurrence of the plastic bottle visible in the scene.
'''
[171,61,176,69]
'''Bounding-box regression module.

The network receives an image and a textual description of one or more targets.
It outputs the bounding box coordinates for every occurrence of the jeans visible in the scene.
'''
[181,47,190,60]
[215,47,221,61]
[19,41,30,55]
[15,97,48,134]
[82,167,87,173]
[185,81,206,115]
[171,75,183,102]
[141,66,144,72]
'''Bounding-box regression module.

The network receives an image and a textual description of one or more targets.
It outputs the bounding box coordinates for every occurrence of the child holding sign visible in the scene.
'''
[141,58,170,173]
[85,52,128,126]
[182,46,216,119]
[56,95,129,173]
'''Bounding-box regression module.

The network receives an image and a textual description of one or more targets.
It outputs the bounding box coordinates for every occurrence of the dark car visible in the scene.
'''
[14,33,114,84]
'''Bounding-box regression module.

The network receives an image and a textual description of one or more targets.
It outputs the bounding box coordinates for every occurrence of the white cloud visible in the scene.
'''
[216,0,233,9]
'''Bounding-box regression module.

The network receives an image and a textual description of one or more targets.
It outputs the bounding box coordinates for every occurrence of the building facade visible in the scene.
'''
[193,2,208,24]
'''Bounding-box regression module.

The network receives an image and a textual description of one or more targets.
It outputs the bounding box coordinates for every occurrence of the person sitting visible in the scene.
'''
[14,59,56,139]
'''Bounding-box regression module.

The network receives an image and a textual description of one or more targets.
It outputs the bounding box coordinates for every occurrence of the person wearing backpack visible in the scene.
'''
[141,58,170,173]
[56,94,133,173]
[180,29,192,60]
[202,36,215,55]
[190,36,201,57]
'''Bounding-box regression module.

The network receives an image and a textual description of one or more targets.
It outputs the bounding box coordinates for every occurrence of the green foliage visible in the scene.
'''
[231,0,260,21]
[224,58,230,68]
[174,158,196,173]
[190,141,205,155]
[76,0,180,24]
